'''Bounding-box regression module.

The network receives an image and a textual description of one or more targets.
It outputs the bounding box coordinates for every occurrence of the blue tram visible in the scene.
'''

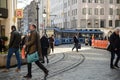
[45,28,103,46]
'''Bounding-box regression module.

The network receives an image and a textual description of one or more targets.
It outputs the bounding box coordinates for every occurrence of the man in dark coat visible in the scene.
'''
[3,25,21,72]
[109,28,120,69]
[72,35,79,52]
[49,35,54,53]
[40,35,49,63]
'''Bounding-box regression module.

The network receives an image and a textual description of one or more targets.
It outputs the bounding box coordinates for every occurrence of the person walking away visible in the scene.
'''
[3,25,21,72]
[72,35,79,52]
[49,35,54,53]
[109,28,120,69]
[23,24,48,79]
[40,35,49,63]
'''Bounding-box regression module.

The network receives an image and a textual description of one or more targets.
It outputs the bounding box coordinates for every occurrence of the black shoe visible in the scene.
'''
[47,59,49,63]
[23,75,32,79]
[110,66,116,69]
[41,61,45,63]
[44,71,49,80]
[114,65,120,68]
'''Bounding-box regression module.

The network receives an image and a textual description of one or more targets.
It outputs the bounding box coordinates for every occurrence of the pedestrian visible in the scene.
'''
[40,35,49,63]
[72,35,79,52]
[49,35,54,53]
[108,28,120,69]
[23,24,49,79]
[85,37,89,45]
[3,25,21,72]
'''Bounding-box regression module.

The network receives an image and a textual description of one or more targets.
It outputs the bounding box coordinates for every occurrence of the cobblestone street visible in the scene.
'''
[0,44,120,80]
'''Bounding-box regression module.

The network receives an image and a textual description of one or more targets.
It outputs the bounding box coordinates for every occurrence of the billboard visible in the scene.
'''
[16,9,23,18]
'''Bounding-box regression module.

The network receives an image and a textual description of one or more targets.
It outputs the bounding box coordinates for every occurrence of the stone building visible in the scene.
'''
[50,0,120,30]
[0,0,17,38]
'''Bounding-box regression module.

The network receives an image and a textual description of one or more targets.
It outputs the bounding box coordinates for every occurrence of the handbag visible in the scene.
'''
[106,44,112,52]
[78,43,81,49]
[21,48,25,59]
[27,51,39,63]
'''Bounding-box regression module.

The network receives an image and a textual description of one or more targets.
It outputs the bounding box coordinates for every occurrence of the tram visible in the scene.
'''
[45,28,104,46]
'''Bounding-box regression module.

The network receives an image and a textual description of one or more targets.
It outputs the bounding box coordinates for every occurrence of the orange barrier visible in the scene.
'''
[92,40,109,49]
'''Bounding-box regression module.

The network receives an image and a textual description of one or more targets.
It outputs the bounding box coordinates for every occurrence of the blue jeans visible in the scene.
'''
[6,48,21,69]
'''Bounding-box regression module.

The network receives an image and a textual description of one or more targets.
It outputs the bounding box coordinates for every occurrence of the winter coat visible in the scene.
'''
[9,30,21,48]
[25,30,42,58]
[40,36,49,56]
[108,32,120,52]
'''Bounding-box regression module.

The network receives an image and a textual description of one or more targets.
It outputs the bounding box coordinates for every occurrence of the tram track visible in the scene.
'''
[47,53,85,79]
[0,53,85,80]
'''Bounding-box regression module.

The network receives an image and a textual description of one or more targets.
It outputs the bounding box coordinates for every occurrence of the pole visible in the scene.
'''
[36,4,39,32]
[44,19,46,35]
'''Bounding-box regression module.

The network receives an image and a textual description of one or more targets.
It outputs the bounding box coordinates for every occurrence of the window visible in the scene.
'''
[68,0,70,6]
[95,0,98,3]
[109,20,112,26]
[64,3,67,8]
[100,8,104,15]
[82,0,86,3]
[88,8,92,15]
[94,8,98,15]
[116,9,120,15]
[100,0,104,3]
[75,9,77,15]
[64,12,67,18]
[100,20,105,28]
[0,0,7,8]
[109,8,113,15]
[116,0,120,4]
[68,11,70,16]
[72,0,74,5]
[82,8,86,15]
[110,0,113,3]
[88,0,92,3]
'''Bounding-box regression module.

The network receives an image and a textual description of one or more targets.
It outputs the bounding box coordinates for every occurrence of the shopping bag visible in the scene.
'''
[21,48,25,59]
[27,51,39,63]
[78,43,81,49]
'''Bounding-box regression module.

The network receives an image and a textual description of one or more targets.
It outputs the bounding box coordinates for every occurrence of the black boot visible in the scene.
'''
[23,74,32,79]
[114,65,120,68]
[44,70,49,80]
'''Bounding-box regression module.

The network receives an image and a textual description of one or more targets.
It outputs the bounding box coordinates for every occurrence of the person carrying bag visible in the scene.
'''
[23,24,49,79]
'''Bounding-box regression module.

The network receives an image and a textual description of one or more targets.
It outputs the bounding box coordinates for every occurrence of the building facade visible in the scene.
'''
[50,0,64,28]
[0,0,17,38]
[50,0,120,30]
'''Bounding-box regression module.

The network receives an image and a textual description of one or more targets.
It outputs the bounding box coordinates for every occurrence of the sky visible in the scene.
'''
[17,0,33,9]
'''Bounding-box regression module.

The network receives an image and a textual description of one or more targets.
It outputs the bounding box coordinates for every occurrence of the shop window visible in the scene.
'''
[0,0,7,8]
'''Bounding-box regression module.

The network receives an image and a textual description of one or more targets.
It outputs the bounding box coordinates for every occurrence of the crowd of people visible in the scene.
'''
[2,24,120,79]
[2,24,55,80]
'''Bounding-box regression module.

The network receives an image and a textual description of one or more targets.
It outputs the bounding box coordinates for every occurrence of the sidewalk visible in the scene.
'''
[0,44,120,80]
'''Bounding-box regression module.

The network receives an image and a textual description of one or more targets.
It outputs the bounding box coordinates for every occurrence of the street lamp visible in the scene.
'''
[43,9,47,35]
[35,0,40,32]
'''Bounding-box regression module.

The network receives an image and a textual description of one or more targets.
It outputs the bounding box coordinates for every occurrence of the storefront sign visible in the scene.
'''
[0,8,8,18]
[16,9,23,18]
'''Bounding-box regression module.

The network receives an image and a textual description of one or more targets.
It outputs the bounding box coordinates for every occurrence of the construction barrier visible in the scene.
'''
[92,40,109,49]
